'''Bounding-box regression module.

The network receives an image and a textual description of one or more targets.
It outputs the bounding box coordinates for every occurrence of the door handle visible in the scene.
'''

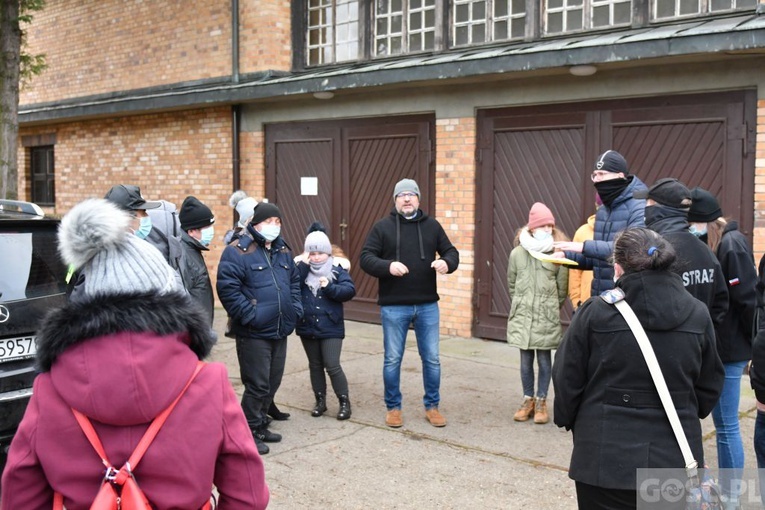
[339,220,348,241]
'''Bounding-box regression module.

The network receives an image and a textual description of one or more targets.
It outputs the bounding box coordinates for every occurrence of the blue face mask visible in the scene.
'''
[260,224,281,242]
[135,216,152,240]
[689,225,707,237]
[200,226,215,246]
[532,230,552,242]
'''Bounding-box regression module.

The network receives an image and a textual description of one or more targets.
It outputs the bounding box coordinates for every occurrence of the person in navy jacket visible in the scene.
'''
[217,202,303,455]
[296,230,356,420]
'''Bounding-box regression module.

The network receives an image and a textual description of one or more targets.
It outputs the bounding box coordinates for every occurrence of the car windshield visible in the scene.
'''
[0,228,67,301]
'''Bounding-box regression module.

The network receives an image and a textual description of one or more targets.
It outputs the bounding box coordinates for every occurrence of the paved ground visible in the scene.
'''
[209,311,760,509]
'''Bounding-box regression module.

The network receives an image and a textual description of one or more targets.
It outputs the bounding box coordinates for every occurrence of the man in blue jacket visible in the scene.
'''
[360,178,459,429]
[554,150,647,296]
[217,202,303,455]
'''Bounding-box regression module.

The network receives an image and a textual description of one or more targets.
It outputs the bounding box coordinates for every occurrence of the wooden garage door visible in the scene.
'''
[266,115,434,324]
[475,91,756,340]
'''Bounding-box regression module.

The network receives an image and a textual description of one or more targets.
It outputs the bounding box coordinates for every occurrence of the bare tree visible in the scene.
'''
[0,0,46,200]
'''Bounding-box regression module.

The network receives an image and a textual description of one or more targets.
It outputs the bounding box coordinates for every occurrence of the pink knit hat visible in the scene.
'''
[528,202,555,230]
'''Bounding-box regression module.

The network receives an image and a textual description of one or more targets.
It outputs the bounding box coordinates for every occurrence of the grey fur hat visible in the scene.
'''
[58,199,179,298]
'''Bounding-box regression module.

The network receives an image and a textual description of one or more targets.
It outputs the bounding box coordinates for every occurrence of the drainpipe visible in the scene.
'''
[231,0,240,84]
[232,105,241,196]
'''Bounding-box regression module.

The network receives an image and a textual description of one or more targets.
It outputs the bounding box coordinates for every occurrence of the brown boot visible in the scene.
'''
[513,397,535,422]
[534,398,549,424]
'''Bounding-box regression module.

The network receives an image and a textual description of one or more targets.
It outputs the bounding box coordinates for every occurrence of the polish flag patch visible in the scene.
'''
[728,278,740,286]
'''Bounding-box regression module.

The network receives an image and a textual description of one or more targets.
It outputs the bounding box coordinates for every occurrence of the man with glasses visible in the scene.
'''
[553,150,647,296]
[360,178,459,429]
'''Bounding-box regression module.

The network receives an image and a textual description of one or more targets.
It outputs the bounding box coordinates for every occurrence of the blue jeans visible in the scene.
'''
[711,360,747,501]
[381,302,441,410]
[519,349,552,399]
[754,411,765,502]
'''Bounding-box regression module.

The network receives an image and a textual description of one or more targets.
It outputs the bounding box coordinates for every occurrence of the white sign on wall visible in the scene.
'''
[301,177,318,196]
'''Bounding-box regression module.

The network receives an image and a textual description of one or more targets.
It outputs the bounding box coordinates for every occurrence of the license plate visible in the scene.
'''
[0,336,37,362]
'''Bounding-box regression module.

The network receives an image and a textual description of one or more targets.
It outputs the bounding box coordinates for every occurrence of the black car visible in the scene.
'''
[0,200,67,466]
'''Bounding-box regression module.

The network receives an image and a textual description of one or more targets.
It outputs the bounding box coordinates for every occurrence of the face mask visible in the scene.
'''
[689,225,707,237]
[135,216,152,240]
[532,230,552,242]
[200,226,215,246]
[260,224,281,242]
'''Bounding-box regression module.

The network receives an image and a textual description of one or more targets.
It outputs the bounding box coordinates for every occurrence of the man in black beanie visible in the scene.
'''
[216,201,303,455]
[178,196,216,325]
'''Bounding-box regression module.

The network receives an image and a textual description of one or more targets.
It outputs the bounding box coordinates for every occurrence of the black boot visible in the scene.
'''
[337,395,351,421]
[268,402,291,421]
[252,433,270,455]
[254,427,282,443]
[312,393,327,417]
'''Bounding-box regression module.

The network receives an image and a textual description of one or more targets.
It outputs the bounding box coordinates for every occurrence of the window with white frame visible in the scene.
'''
[375,0,438,57]
[545,0,631,34]
[453,0,526,46]
[652,0,756,20]
[307,0,360,65]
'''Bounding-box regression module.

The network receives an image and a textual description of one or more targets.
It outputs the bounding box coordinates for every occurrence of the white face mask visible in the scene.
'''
[260,224,281,242]
[532,230,552,242]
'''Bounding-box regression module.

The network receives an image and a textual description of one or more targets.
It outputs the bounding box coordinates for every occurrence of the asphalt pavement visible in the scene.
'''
[208,310,759,509]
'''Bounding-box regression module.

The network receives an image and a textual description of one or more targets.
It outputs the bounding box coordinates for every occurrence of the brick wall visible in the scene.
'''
[435,117,476,337]
[756,98,765,260]
[21,1,292,106]
[17,107,235,296]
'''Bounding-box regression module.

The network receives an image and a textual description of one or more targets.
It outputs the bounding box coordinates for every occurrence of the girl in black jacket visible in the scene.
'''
[553,227,724,509]
[296,231,356,420]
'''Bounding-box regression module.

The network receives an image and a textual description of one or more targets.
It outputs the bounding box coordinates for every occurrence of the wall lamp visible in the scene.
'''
[569,65,598,76]
[313,91,335,100]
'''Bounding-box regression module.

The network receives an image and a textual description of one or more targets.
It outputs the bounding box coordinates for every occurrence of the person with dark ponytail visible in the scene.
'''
[553,227,724,509]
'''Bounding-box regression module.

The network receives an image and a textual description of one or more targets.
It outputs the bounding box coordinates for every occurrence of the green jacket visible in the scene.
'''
[506,246,569,350]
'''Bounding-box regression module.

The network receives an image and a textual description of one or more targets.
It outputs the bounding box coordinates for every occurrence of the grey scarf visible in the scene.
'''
[306,256,336,296]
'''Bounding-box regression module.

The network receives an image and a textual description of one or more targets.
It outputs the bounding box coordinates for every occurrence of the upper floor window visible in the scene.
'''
[375,0,439,56]
[30,145,55,206]
[544,0,631,34]
[453,0,526,46]
[307,0,361,65]
[652,0,757,20]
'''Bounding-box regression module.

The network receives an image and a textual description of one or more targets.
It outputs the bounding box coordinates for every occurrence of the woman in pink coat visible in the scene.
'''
[1,198,269,510]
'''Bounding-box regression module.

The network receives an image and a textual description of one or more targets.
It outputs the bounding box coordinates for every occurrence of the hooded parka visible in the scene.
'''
[506,246,568,350]
[1,293,268,510]
[552,271,724,490]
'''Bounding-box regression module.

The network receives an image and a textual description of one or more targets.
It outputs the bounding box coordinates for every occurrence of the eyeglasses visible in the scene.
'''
[396,192,418,199]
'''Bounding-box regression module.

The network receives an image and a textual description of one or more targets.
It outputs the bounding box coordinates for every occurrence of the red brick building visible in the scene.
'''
[18,0,765,339]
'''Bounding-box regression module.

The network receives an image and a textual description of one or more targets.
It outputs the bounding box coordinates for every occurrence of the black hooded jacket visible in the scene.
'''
[647,208,728,330]
[360,208,459,306]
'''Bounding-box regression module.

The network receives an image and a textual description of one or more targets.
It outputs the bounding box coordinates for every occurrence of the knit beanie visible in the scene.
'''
[304,231,332,255]
[229,190,260,228]
[528,202,555,230]
[58,199,179,298]
[179,196,215,231]
[688,187,723,223]
[250,202,282,226]
[594,150,629,175]
[393,178,420,200]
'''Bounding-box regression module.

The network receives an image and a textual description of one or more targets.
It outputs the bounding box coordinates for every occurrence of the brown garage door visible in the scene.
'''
[475,90,756,340]
[266,115,434,323]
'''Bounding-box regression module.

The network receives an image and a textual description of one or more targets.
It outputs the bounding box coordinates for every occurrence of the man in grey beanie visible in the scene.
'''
[360,178,459,429]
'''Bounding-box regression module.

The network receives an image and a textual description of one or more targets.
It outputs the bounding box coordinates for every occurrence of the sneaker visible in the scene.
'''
[268,402,291,421]
[425,407,447,427]
[254,428,282,443]
[385,409,403,428]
